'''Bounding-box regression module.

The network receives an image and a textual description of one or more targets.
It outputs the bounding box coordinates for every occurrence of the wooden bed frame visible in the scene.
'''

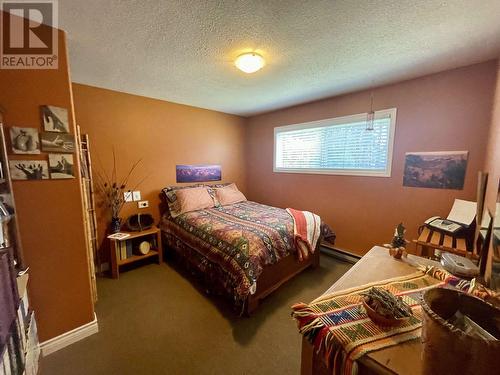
[245,244,320,314]
[158,195,322,315]
[162,229,321,315]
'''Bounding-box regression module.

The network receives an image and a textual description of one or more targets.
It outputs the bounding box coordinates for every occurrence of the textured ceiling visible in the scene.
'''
[59,1,500,116]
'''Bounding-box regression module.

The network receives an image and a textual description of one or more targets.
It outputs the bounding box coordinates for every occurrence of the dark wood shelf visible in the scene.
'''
[117,250,158,266]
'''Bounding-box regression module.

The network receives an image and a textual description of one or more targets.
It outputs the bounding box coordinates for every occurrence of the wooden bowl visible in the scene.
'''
[363,298,410,327]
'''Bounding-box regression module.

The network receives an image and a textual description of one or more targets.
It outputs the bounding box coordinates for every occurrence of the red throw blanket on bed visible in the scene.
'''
[286,208,321,261]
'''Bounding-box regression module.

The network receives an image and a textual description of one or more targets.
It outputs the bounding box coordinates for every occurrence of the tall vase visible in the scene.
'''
[110,217,121,233]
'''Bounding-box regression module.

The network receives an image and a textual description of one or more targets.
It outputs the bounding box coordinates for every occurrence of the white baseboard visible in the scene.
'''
[40,313,98,356]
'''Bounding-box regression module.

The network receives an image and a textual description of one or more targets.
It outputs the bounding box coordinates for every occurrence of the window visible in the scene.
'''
[274,108,397,177]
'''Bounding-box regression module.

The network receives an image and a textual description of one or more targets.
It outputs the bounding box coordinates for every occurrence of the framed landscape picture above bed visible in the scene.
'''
[176,164,221,183]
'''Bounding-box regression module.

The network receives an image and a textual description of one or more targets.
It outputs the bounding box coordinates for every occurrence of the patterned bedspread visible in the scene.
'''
[160,201,296,299]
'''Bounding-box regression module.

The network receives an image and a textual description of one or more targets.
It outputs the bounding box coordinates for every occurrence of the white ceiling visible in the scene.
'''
[59,1,500,117]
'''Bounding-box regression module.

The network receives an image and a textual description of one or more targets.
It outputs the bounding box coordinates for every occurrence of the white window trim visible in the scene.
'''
[273,108,397,177]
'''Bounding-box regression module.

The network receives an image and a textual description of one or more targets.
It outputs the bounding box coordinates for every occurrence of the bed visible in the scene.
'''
[160,185,325,314]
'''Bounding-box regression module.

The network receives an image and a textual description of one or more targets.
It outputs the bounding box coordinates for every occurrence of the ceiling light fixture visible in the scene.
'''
[235,53,265,74]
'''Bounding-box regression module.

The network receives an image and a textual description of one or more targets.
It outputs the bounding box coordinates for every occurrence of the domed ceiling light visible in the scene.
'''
[234,52,265,73]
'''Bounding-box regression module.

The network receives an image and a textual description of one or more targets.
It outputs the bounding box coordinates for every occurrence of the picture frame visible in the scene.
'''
[9,127,40,154]
[403,151,468,190]
[48,154,75,179]
[9,160,49,180]
[41,105,69,133]
[40,132,75,153]
[176,164,222,183]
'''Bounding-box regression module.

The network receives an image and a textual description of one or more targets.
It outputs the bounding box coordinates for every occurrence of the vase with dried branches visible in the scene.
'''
[95,151,144,233]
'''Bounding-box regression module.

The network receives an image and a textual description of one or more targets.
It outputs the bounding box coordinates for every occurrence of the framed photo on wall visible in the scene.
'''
[48,154,75,179]
[9,127,40,154]
[9,160,49,180]
[41,132,75,153]
[176,164,221,183]
[41,105,69,133]
[403,151,468,190]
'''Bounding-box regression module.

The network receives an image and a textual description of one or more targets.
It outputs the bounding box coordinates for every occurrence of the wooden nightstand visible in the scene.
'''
[109,226,163,278]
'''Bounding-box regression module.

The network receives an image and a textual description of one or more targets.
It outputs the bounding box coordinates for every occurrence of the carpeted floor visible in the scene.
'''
[40,253,351,375]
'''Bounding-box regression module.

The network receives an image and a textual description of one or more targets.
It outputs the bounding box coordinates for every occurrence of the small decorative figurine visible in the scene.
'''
[384,223,409,259]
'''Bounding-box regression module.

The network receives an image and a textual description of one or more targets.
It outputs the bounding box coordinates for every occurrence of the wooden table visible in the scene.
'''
[109,226,162,278]
[300,246,440,375]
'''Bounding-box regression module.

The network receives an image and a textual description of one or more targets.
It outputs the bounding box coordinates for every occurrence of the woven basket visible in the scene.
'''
[421,288,500,375]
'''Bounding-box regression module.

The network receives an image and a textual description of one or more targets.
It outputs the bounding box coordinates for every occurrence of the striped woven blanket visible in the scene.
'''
[286,208,321,261]
[291,266,474,375]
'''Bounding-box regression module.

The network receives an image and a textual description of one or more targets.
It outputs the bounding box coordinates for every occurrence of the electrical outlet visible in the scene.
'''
[124,191,133,202]
[138,200,149,209]
[132,191,141,201]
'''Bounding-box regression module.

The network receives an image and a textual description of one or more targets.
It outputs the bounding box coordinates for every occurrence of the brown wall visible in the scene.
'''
[483,61,500,214]
[246,61,498,255]
[72,84,247,259]
[0,30,94,340]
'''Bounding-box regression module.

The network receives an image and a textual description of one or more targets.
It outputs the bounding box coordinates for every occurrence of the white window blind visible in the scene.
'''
[274,108,397,177]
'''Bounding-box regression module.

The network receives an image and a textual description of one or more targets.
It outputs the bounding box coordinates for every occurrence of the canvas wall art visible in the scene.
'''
[48,154,75,179]
[41,105,69,133]
[41,132,75,153]
[9,127,40,154]
[176,164,221,183]
[9,160,49,180]
[403,151,468,190]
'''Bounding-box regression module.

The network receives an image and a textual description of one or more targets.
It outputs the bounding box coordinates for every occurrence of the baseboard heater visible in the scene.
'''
[320,243,360,264]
